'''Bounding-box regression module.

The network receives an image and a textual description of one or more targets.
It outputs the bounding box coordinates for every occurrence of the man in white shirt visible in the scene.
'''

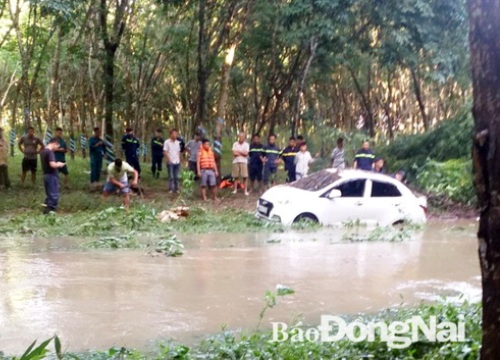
[102,158,139,210]
[163,128,181,193]
[232,131,250,196]
[295,142,319,180]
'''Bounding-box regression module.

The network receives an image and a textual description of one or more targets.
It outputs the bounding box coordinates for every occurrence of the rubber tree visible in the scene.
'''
[98,0,133,140]
[468,0,500,359]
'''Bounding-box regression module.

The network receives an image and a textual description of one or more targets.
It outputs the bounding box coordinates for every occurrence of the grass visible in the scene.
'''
[0,301,481,360]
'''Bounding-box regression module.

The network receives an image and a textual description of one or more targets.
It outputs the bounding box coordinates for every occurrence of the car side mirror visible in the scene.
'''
[328,189,342,199]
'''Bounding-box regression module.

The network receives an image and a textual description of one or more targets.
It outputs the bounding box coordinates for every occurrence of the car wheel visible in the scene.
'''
[293,213,319,224]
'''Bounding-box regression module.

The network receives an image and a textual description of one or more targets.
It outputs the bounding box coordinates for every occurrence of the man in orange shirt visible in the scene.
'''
[197,138,219,201]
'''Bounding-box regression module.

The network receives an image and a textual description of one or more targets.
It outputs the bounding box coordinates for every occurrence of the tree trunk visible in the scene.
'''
[103,47,116,138]
[195,0,208,132]
[410,66,429,132]
[467,1,500,359]
[348,66,375,137]
[291,36,318,137]
[215,43,236,138]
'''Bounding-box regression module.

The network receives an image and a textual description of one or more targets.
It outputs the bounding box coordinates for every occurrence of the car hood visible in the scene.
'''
[261,185,311,202]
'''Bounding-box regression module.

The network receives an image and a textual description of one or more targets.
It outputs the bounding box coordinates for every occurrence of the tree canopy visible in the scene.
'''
[0,0,469,142]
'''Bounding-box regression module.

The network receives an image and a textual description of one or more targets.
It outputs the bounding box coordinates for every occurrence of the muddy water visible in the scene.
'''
[0,221,480,354]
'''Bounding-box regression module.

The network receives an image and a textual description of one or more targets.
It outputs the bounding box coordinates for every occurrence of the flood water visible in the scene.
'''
[0,220,480,354]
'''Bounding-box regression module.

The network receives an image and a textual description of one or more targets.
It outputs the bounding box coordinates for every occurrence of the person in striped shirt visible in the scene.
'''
[330,137,345,171]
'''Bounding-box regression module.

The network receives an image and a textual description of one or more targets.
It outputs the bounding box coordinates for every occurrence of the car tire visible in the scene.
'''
[293,213,319,224]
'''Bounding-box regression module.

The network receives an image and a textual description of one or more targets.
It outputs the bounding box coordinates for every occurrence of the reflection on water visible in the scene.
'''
[0,220,480,353]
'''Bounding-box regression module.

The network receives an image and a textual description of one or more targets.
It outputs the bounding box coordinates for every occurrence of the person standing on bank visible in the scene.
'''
[164,129,181,193]
[40,138,66,214]
[262,134,281,188]
[232,131,250,196]
[281,137,297,182]
[88,127,106,184]
[197,138,219,201]
[53,127,69,186]
[151,129,164,179]
[18,126,44,186]
[0,127,11,189]
[294,142,318,180]
[330,137,345,171]
[248,134,265,193]
[353,140,375,171]
[185,131,202,180]
[121,128,141,175]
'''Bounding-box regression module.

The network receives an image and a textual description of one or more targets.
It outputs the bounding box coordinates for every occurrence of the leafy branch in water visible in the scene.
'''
[257,284,295,330]
[83,233,142,249]
[148,235,185,257]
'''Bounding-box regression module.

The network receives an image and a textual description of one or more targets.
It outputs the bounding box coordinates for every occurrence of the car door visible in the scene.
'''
[364,180,404,225]
[320,179,368,225]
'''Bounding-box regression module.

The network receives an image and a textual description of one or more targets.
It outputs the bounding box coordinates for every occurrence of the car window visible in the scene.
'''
[371,181,401,197]
[333,179,366,197]
[290,170,341,191]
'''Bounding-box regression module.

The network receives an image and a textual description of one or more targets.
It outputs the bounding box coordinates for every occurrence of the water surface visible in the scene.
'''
[0,220,480,353]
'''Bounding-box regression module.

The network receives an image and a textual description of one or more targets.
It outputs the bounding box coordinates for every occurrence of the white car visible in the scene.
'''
[256,169,427,226]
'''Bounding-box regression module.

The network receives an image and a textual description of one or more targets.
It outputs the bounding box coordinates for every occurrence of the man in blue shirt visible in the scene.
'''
[353,140,375,171]
[151,129,164,178]
[88,127,106,184]
[121,128,141,175]
[281,137,297,182]
[263,134,281,188]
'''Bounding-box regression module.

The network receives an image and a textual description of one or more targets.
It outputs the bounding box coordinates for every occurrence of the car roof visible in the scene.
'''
[334,169,399,183]
[290,169,404,193]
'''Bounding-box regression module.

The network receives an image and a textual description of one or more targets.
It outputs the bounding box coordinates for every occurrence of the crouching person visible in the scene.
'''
[102,158,138,210]
[197,138,219,201]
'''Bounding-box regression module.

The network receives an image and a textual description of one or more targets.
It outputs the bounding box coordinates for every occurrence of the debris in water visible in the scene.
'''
[157,206,190,223]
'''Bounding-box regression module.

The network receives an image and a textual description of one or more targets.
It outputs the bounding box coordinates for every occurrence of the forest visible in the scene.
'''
[0,0,469,145]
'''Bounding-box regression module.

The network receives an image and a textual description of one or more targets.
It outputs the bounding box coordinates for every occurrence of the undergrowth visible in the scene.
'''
[0,301,481,360]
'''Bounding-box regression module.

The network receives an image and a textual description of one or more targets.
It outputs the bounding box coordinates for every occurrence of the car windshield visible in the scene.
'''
[289,170,341,191]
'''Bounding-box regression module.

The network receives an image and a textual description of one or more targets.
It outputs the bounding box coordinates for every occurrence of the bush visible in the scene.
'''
[378,110,473,176]
[415,159,475,205]
[377,109,476,206]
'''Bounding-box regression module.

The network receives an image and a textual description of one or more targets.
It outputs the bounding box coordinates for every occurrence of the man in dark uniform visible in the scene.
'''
[40,138,66,214]
[88,127,106,184]
[354,140,376,171]
[121,128,141,175]
[263,134,281,188]
[248,134,265,193]
[296,135,304,149]
[151,129,164,178]
[281,137,297,182]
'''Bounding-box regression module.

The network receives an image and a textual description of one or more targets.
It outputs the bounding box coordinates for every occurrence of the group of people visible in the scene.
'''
[0,126,69,214]
[0,124,401,213]
[87,127,219,203]
[230,132,320,196]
